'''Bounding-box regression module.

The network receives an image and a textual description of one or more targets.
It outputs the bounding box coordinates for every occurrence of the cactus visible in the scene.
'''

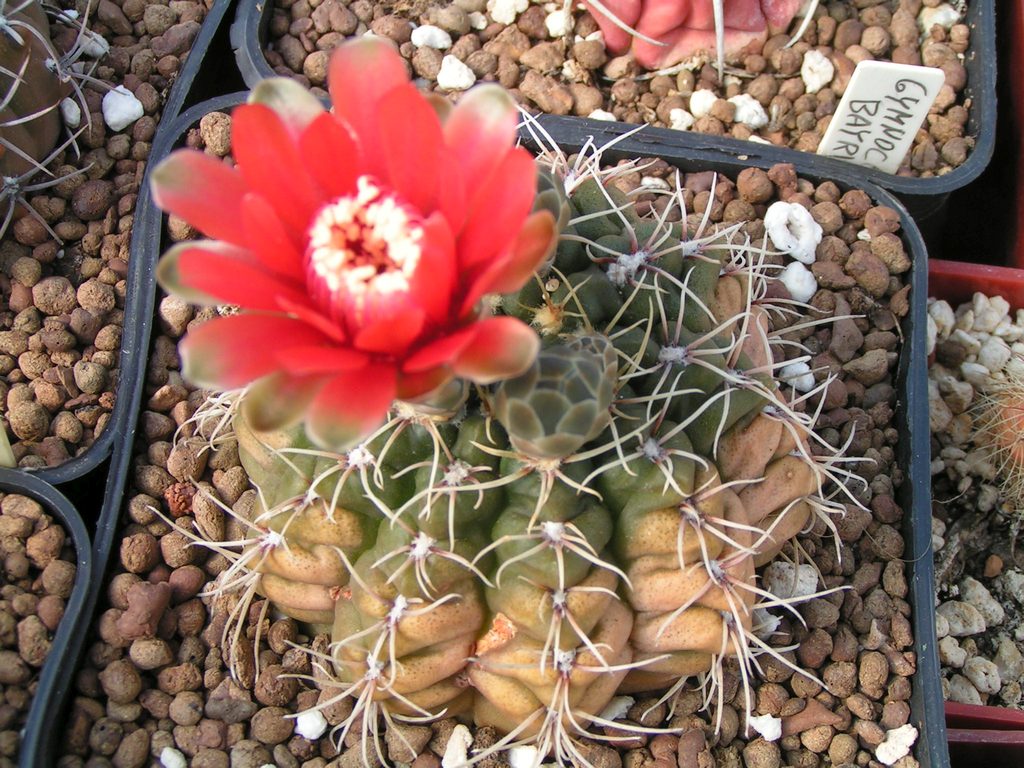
[172,92,863,766]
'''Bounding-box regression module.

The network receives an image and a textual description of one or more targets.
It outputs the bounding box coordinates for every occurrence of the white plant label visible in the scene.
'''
[817,60,945,173]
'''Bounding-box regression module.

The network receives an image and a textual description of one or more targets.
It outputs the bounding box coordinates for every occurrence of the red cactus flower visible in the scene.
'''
[584,0,802,69]
[152,38,556,449]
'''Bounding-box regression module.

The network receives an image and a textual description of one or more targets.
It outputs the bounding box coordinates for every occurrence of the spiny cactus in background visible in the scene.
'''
[0,0,100,238]
[167,115,867,765]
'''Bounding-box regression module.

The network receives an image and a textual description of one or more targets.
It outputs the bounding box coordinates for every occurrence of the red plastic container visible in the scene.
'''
[929,260,1024,766]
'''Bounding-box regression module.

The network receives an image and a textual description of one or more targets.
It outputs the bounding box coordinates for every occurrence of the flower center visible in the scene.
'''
[306,177,423,323]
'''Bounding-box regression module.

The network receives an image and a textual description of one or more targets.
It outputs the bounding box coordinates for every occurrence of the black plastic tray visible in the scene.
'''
[74,89,944,767]
[0,470,93,768]
[228,0,995,235]
[20,0,239,487]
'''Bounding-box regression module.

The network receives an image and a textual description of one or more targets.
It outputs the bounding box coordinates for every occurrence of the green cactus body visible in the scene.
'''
[187,139,859,763]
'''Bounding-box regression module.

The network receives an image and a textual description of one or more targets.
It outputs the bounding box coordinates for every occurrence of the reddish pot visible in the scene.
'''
[929,259,1024,765]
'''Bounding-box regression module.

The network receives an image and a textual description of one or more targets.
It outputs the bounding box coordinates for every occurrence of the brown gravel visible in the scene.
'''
[58,105,919,767]
[0,492,78,764]
[0,0,209,469]
[262,0,976,180]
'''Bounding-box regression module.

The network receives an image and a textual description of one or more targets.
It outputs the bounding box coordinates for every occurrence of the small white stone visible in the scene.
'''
[545,8,570,37]
[928,299,956,339]
[960,361,991,389]
[926,315,938,356]
[509,745,542,768]
[779,360,816,393]
[936,600,986,637]
[728,93,768,129]
[688,89,717,119]
[102,85,144,132]
[978,336,1012,372]
[960,576,1005,626]
[964,656,1002,694]
[857,228,872,241]
[640,176,671,191]
[974,292,1009,333]
[801,49,834,94]
[436,55,477,91]
[747,713,783,742]
[753,608,782,640]
[80,28,110,58]
[469,11,488,30]
[59,97,82,129]
[764,201,823,264]
[919,4,962,33]
[487,0,528,25]
[948,674,983,705]
[763,561,818,600]
[949,328,981,356]
[747,135,772,144]
[587,109,617,121]
[411,24,452,49]
[160,748,188,768]
[442,724,474,768]
[976,484,1000,513]
[994,635,1024,682]
[584,30,604,43]
[939,636,968,668]
[779,261,818,304]
[598,696,634,721]
[294,709,328,740]
[935,612,950,639]
[875,724,918,766]
[669,107,695,131]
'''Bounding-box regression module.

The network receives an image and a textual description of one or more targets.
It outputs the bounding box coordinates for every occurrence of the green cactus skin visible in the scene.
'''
[185,138,861,764]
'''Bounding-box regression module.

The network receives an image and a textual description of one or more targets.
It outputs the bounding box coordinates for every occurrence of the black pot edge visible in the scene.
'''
[62,90,946,767]
[22,0,237,487]
[228,0,995,216]
[0,470,94,768]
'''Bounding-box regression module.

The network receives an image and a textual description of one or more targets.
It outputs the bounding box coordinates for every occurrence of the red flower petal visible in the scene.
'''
[402,325,478,374]
[150,150,248,245]
[232,103,323,237]
[443,84,518,217]
[451,316,540,384]
[378,83,443,215]
[328,38,410,180]
[434,145,467,236]
[277,297,348,344]
[241,193,304,278]
[274,346,369,376]
[459,210,557,316]
[395,367,452,401]
[180,314,333,390]
[165,241,310,312]
[408,213,456,324]
[353,301,426,355]
[456,148,537,273]
[241,371,329,433]
[305,364,398,450]
[249,76,326,138]
[298,113,361,201]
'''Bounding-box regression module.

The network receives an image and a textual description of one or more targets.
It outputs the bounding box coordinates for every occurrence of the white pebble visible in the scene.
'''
[753,608,782,640]
[919,4,961,33]
[80,28,110,58]
[545,8,570,37]
[688,89,717,119]
[747,135,772,144]
[976,484,999,512]
[765,201,823,264]
[436,55,477,91]
[779,261,818,303]
[469,11,488,30]
[928,300,956,339]
[935,612,950,639]
[964,656,1002,694]
[598,696,634,721]
[587,109,617,121]
[939,636,968,668]
[999,570,1024,605]
[747,713,783,742]
[926,315,937,356]
[294,709,328,740]
[509,745,541,768]
[875,724,919,766]
[960,576,1005,627]
[102,85,144,132]
[160,748,188,768]
[949,328,982,356]
[763,561,818,600]
[937,600,986,637]
[442,724,474,768]
[994,636,1024,682]
[960,361,991,389]
[948,673,983,704]
[411,24,452,49]
[801,49,834,94]
[857,228,872,241]
[779,360,816,393]
[669,107,695,131]
[728,93,768,129]
[60,97,82,129]
[973,292,1009,333]
[487,0,528,25]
